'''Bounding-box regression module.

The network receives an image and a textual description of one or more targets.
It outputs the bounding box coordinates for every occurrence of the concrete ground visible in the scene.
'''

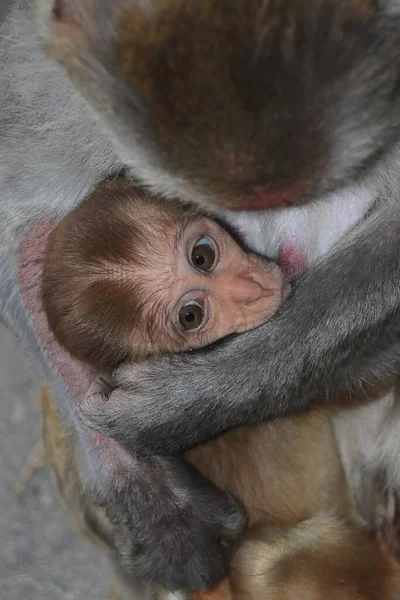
[0,323,110,599]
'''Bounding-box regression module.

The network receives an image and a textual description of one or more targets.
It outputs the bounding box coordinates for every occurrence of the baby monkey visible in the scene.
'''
[42,180,288,368]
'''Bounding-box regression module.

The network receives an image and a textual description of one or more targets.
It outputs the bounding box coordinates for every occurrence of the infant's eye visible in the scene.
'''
[191,237,216,272]
[179,300,205,331]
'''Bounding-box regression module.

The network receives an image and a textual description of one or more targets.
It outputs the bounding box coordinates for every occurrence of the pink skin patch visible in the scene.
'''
[17,221,93,400]
[277,241,307,281]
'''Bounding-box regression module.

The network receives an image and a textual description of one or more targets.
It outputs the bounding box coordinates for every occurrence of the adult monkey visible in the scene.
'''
[2,0,400,592]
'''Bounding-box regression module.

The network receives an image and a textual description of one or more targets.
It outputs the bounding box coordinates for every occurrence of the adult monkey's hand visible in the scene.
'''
[79,204,400,455]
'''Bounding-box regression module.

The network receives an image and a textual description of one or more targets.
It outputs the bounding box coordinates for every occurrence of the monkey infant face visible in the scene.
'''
[139,216,288,353]
[42,183,287,367]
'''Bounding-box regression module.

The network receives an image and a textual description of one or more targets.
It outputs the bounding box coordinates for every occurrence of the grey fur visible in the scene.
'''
[0,1,121,252]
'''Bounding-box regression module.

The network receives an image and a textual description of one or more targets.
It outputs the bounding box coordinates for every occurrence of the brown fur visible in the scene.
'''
[231,519,400,600]
[39,385,400,599]
[187,415,400,599]
[186,411,346,528]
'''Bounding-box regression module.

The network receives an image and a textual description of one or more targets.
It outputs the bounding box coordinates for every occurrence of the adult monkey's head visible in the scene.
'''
[40,0,400,210]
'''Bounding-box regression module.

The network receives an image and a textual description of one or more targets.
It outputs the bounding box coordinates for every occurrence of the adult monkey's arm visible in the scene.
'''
[80,202,400,453]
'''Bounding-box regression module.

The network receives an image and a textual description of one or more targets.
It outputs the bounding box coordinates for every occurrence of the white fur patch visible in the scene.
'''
[223,180,377,266]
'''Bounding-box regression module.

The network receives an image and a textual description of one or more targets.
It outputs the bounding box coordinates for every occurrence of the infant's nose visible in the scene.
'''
[231,275,267,305]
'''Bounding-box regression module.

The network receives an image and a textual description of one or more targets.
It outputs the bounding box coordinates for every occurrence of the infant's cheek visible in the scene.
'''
[211,313,241,340]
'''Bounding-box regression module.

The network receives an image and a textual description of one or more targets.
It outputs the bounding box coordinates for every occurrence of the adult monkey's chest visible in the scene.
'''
[224,182,377,280]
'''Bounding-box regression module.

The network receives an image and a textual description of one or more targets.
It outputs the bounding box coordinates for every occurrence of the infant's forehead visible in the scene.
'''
[132,248,194,319]
[132,265,183,331]
[126,208,204,293]
[139,209,199,253]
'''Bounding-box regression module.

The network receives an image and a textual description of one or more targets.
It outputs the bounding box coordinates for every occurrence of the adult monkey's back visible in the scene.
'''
[2,0,400,591]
